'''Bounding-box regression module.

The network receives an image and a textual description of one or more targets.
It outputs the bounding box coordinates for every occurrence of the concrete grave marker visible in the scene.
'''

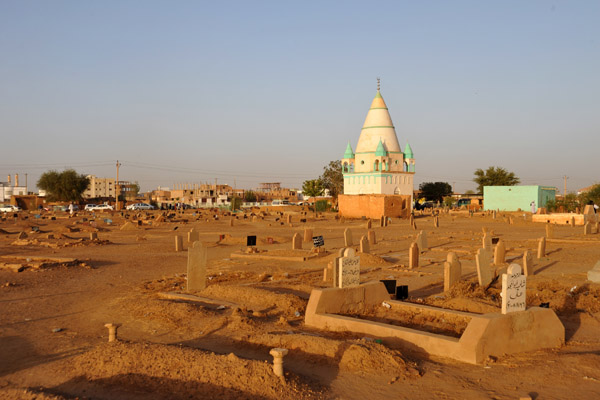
[433,216,439,228]
[303,228,313,242]
[476,248,494,287]
[537,237,546,259]
[587,260,600,282]
[292,233,302,250]
[415,230,428,252]
[175,235,183,252]
[494,239,506,266]
[523,250,534,276]
[344,228,353,247]
[482,233,492,252]
[584,205,595,215]
[584,222,592,235]
[366,219,372,229]
[359,235,369,253]
[409,242,419,268]
[187,241,207,292]
[546,223,554,239]
[443,252,461,291]
[570,217,575,227]
[501,264,527,314]
[367,230,376,245]
[338,248,360,288]
[188,228,199,243]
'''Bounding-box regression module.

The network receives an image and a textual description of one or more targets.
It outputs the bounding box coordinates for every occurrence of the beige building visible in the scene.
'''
[84,175,115,199]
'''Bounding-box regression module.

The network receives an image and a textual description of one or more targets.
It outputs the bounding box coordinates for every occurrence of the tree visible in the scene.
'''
[244,190,257,202]
[37,169,90,202]
[419,182,453,203]
[319,160,343,199]
[473,167,520,194]
[579,184,600,207]
[302,179,324,198]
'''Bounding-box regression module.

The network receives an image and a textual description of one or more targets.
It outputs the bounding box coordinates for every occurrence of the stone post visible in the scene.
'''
[270,348,289,377]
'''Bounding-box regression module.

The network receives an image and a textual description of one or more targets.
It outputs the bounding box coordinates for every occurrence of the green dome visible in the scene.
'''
[375,139,387,156]
[404,142,414,158]
[343,142,354,159]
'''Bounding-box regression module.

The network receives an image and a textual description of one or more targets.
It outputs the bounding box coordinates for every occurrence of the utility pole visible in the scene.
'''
[563,176,568,197]
[116,160,121,210]
[25,173,28,194]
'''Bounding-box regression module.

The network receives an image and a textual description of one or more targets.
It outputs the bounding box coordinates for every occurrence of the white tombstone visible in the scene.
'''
[338,248,360,288]
[501,264,527,314]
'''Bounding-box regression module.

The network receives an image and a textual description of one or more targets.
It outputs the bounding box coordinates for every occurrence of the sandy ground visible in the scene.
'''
[1,208,600,399]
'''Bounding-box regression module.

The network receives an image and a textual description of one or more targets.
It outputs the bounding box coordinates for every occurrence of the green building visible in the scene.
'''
[483,186,556,211]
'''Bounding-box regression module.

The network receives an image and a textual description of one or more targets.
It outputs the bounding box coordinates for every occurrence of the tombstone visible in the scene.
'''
[501,264,527,314]
[303,228,313,242]
[331,248,345,288]
[229,218,234,227]
[380,216,385,227]
[409,242,419,268]
[367,230,376,245]
[570,217,575,227]
[408,215,414,228]
[415,230,428,252]
[359,235,369,253]
[433,216,439,228]
[476,248,493,287]
[587,260,600,282]
[596,222,600,234]
[323,261,333,283]
[523,250,534,276]
[443,252,461,291]
[584,222,592,235]
[492,210,497,219]
[187,241,207,292]
[537,237,546,259]
[338,248,360,288]
[546,223,554,239]
[366,219,372,229]
[292,233,302,250]
[494,239,506,266]
[188,228,200,243]
[286,214,292,224]
[583,205,595,215]
[344,228,353,247]
[175,235,183,252]
[90,232,98,241]
[482,233,493,252]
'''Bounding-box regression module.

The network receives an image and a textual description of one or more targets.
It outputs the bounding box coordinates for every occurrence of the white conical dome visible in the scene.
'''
[355,91,401,153]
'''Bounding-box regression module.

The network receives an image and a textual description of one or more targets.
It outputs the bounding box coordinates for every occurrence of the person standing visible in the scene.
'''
[530,201,536,214]
[68,202,74,215]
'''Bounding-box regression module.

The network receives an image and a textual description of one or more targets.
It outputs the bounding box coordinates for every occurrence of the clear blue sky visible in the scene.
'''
[1,1,598,193]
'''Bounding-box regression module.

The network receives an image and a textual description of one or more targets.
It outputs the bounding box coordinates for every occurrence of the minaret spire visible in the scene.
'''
[377,77,380,91]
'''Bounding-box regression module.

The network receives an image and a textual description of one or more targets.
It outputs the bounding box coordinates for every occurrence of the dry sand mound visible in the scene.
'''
[56,341,323,400]
[339,341,420,379]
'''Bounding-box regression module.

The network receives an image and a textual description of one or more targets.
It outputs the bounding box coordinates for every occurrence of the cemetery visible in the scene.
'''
[1,205,600,399]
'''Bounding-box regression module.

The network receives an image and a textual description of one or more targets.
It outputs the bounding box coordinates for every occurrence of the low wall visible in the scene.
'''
[532,213,598,226]
[338,194,411,219]
[305,282,564,364]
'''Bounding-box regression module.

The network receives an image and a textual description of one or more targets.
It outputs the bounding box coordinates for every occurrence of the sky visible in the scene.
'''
[1,1,599,194]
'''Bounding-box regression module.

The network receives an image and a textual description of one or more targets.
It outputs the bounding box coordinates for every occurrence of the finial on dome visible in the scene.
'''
[377,77,380,91]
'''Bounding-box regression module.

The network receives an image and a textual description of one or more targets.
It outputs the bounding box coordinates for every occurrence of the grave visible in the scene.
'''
[501,264,526,314]
[303,228,313,242]
[367,230,376,245]
[188,228,200,243]
[482,233,492,252]
[409,242,419,268]
[587,261,600,282]
[476,248,493,287]
[523,250,534,276]
[338,248,360,288]
[494,239,505,266]
[304,281,564,364]
[359,235,369,254]
[584,222,592,235]
[175,235,183,252]
[443,252,461,291]
[537,237,546,258]
[415,230,428,252]
[546,223,554,238]
[292,233,302,250]
[344,228,353,247]
[187,241,207,292]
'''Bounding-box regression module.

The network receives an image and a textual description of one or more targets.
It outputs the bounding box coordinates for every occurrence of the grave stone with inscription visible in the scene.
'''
[501,264,526,314]
[338,248,360,288]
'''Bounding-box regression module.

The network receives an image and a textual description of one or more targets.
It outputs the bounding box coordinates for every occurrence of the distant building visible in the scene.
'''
[84,175,115,199]
[0,174,27,203]
[483,186,557,211]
